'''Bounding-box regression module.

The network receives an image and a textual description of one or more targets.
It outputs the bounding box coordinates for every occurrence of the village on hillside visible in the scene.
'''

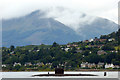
[2,30,120,71]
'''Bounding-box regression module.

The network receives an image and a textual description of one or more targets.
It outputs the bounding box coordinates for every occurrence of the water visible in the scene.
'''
[1,78,119,80]
[2,71,119,78]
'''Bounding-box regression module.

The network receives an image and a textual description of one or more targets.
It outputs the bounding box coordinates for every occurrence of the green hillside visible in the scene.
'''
[2,29,120,71]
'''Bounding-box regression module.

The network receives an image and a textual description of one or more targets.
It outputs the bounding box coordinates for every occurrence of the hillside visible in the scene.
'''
[2,29,120,71]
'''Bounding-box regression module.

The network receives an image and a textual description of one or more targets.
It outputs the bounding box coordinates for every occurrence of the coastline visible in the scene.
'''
[2,69,119,72]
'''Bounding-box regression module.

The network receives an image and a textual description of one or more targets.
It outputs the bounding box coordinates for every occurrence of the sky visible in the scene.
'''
[0,0,119,26]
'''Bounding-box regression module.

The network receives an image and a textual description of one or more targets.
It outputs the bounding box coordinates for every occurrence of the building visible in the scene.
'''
[67,44,78,47]
[108,38,115,42]
[45,63,52,66]
[83,40,89,43]
[76,50,83,53]
[97,62,104,68]
[99,39,107,42]
[24,62,32,66]
[81,62,88,68]
[94,39,107,42]
[97,50,107,55]
[67,44,71,47]
[65,48,70,52]
[36,62,44,66]
[2,64,7,67]
[13,62,21,67]
[36,50,40,52]
[10,51,14,54]
[89,39,94,42]
[88,63,96,68]
[114,65,120,68]
[105,63,114,69]
[81,62,98,68]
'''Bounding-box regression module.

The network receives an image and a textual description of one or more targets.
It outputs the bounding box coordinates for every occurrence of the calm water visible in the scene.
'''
[2,71,119,78]
[1,78,119,80]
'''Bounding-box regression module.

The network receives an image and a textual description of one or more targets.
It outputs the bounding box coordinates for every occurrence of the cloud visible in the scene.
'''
[0,0,119,23]
[43,7,96,30]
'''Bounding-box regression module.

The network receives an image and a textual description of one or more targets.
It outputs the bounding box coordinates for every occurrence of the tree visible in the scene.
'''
[10,45,15,52]
[33,46,38,50]
[70,47,77,53]
[102,45,115,51]
[105,53,116,63]
[52,42,60,48]
[85,54,101,64]
[83,50,89,56]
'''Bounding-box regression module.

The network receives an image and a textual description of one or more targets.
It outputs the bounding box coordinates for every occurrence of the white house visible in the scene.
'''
[89,39,94,42]
[105,63,114,68]
[108,38,115,42]
[81,62,88,68]
[65,48,70,52]
[10,51,14,54]
[13,62,21,67]
[2,64,7,67]
[46,63,52,66]
[37,50,40,52]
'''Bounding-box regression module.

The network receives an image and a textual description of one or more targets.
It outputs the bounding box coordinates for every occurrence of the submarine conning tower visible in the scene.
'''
[55,68,64,74]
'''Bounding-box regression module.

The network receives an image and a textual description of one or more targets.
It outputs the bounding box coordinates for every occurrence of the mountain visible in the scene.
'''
[76,17,118,40]
[2,10,82,47]
[2,10,118,47]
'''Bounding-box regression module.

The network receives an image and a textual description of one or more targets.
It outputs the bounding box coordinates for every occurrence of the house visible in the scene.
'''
[76,50,83,53]
[67,44,71,47]
[81,62,88,68]
[2,64,7,67]
[94,39,107,42]
[89,51,92,54]
[97,50,107,55]
[89,39,94,42]
[36,50,40,52]
[77,47,80,50]
[88,63,96,68]
[108,38,115,42]
[24,62,32,66]
[36,62,44,66]
[61,48,64,50]
[72,44,78,47]
[114,65,120,68]
[10,51,14,54]
[83,40,89,43]
[28,50,32,52]
[115,51,118,53]
[97,45,104,48]
[110,50,118,53]
[97,62,104,68]
[45,63,52,66]
[67,44,78,47]
[13,62,21,67]
[99,39,107,42]
[65,48,70,52]
[105,63,114,69]
[81,62,97,68]
[94,38,99,42]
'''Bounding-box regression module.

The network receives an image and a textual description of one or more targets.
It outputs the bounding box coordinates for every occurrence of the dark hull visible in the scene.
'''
[33,74,97,76]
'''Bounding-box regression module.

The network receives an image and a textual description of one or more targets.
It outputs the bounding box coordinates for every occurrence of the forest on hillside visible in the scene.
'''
[2,29,120,71]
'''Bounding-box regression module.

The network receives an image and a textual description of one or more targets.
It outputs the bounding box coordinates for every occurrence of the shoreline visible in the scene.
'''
[2,69,119,72]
